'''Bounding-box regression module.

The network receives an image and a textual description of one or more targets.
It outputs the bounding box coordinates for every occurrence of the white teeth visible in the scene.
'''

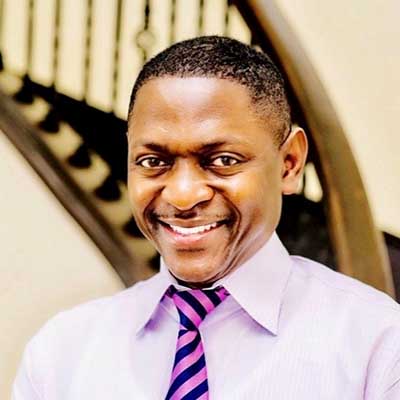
[168,222,218,236]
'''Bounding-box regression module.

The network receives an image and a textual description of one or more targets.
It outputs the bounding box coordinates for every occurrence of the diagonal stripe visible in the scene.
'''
[180,379,208,400]
[195,392,208,400]
[179,328,189,338]
[170,369,207,400]
[215,287,229,302]
[177,309,197,331]
[166,354,206,400]
[202,290,222,307]
[167,285,178,297]
[179,291,208,320]
[176,330,197,352]
[192,290,217,314]
[173,332,201,367]
[172,339,204,381]
[174,295,202,328]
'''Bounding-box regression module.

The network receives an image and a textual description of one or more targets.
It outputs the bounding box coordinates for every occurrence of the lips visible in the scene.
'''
[163,221,221,236]
[155,217,228,245]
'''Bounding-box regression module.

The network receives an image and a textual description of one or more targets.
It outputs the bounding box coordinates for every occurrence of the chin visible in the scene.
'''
[171,268,213,284]
[168,261,220,287]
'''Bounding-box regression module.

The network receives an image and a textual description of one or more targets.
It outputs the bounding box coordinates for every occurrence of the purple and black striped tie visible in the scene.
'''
[165,286,229,400]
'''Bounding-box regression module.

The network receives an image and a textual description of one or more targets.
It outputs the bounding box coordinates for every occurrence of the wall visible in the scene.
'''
[275,0,400,236]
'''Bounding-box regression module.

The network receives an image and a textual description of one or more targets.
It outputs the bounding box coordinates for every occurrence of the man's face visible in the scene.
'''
[127,77,296,287]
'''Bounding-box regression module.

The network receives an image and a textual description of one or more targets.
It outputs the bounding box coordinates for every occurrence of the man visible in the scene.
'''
[13,36,400,399]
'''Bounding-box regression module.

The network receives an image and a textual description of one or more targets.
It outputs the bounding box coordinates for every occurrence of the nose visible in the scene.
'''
[161,160,214,211]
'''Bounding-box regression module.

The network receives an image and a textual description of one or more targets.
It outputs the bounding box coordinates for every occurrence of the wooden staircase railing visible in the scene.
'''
[0,88,143,286]
[235,0,394,296]
[0,0,395,296]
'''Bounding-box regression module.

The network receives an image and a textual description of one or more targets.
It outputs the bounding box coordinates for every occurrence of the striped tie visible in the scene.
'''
[165,286,229,400]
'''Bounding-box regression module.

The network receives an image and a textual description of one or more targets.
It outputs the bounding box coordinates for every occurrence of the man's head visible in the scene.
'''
[127,36,307,288]
[128,36,291,146]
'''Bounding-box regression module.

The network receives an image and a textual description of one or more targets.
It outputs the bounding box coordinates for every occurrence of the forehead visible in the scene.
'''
[127,77,280,152]
[129,77,261,127]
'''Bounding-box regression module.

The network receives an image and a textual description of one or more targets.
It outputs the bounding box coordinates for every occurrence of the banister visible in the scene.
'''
[0,89,142,287]
[234,0,394,296]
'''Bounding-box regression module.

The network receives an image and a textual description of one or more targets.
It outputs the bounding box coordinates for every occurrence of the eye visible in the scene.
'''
[136,156,168,168]
[210,155,240,167]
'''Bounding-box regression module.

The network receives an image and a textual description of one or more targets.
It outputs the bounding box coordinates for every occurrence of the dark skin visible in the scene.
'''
[127,77,308,288]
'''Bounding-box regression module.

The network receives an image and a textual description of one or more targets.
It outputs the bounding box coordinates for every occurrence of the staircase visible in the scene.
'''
[0,0,396,296]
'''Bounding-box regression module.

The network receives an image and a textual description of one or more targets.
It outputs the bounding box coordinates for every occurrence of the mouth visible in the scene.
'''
[159,220,225,236]
[155,217,231,248]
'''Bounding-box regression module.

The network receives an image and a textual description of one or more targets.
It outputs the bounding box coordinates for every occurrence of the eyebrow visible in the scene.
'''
[134,141,233,154]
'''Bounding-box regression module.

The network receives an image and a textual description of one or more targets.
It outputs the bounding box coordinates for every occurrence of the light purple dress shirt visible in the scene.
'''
[13,233,400,399]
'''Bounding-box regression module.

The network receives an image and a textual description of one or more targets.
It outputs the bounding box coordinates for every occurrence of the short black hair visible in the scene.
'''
[128,36,291,145]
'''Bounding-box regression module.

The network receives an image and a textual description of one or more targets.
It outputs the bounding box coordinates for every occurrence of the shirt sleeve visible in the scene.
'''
[383,380,400,400]
[12,344,43,400]
[12,317,56,400]
[382,358,400,399]
[365,324,400,400]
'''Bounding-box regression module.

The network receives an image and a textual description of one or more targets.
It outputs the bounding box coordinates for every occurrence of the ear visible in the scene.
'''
[280,126,308,195]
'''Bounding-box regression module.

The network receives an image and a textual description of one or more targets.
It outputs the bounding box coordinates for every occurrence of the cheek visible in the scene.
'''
[225,168,282,224]
[127,175,153,215]
[127,176,159,240]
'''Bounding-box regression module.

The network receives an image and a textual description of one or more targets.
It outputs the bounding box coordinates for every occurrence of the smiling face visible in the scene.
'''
[127,77,306,288]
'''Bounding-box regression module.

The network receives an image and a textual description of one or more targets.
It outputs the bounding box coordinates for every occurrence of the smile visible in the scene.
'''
[168,222,218,236]
[158,219,226,238]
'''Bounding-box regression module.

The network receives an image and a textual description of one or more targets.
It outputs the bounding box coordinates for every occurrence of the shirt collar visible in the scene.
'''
[132,271,171,335]
[221,232,292,335]
[134,232,292,336]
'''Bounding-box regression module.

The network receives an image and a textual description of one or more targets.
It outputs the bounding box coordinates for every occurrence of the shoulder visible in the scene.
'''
[15,275,163,397]
[287,256,400,395]
[19,274,163,389]
[289,255,400,322]
[27,273,161,357]
[41,273,160,333]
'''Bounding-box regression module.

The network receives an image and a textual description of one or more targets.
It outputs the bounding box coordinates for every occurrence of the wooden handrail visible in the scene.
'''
[0,89,142,287]
[235,0,394,296]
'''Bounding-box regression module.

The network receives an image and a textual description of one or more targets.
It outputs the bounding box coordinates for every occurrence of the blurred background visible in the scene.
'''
[0,0,399,397]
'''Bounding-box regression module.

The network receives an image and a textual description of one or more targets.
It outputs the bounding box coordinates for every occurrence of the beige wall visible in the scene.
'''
[275,0,400,237]
[0,133,124,399]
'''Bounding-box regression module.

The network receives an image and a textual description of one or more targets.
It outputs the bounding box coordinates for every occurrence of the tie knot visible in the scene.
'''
[167,286,229,330]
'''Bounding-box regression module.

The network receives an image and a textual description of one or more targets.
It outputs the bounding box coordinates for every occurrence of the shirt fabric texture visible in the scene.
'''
[13,233,400,399]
